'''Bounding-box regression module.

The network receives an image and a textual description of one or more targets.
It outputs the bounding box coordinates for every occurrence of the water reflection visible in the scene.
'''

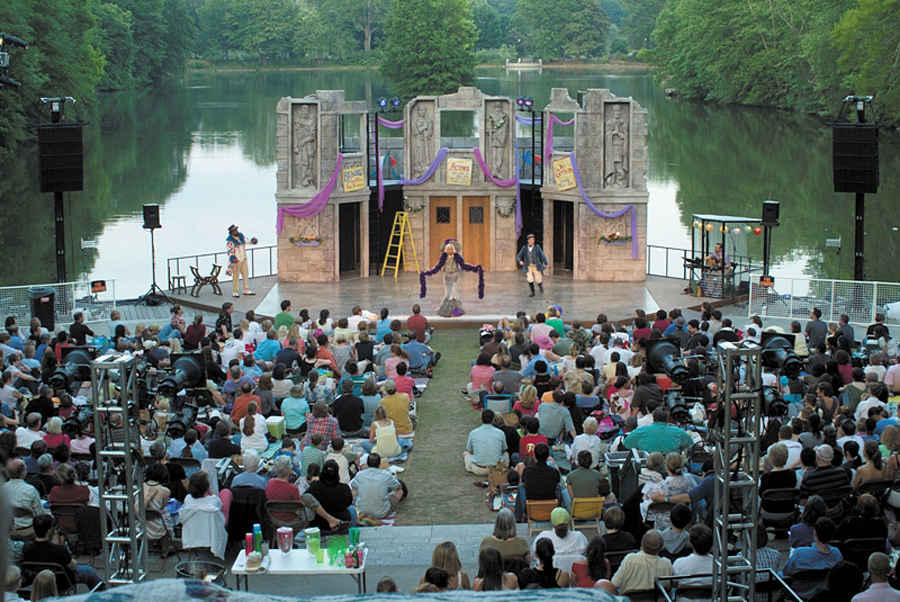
[0,68,896,297]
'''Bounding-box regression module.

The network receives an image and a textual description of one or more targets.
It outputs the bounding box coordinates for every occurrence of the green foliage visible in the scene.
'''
[620,0,664,50]
[380,0,476,98]
[475,44,517,65]
[649,0,900,126]
[92,2,134,90]
[515,0,610,60]
[473,1,507,50]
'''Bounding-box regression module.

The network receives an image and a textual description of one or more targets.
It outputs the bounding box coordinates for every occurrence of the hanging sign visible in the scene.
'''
[342,163,366,192]
[552,155,577,191]
[446,157,472,186]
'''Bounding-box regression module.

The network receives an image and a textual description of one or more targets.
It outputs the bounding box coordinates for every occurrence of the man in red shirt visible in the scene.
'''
[394,362,416,398]
[314,333,339,375]
[406,304,429,343]
[230,381,260,423]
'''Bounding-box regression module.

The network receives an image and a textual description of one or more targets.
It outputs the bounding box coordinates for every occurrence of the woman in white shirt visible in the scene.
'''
[245,310,265,345]
[240,402,269,452]
[180,471,227,559]
[570,417,606,467]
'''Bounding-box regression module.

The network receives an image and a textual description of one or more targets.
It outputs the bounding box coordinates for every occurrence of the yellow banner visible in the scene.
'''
[553,156,577,191]
[342,163,366,192]
[446,157,473,186]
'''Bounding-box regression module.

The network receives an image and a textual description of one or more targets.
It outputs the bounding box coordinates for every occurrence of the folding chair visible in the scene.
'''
[19,561,77,596]
[265,500,309,546]
[570,496,605,534]
[525,499,558,538]
[50,503,85,551]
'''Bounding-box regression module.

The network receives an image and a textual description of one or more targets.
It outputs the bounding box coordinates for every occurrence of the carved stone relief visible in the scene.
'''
[411,102,434,179]
[485,101,509,179]
[604,103,630,189]
[292,104,317,189]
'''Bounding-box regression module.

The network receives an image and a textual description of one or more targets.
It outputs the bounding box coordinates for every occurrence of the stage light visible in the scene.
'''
[157,352,206,397]
[377,97,387,109]
[516,96,535,111]
[733,227,741,234]
[524,97,533,108]
[390,96,400,108]
[646,340,690,385]
[760,332,802,378]
[49,347,96,390]
[753,226,763,235]
[517,97,525,107]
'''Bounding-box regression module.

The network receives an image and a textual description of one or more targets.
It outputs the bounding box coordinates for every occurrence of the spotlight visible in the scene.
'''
[516,97,535,111]
[377,97,387,109]
[524,97,533,108]
[390,96,400,108]
[517,97,525,107]
[49,346,96,390]
[760,332,802,378]
[157,352,206,398]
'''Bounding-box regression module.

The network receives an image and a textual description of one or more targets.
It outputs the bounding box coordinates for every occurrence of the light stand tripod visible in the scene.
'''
[139,225,170,305]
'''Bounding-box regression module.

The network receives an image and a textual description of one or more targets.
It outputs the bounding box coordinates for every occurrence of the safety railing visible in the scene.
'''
[0,279,117,330]
[748,276,900,327]
[166,245,277,291]
[646,245,759,280]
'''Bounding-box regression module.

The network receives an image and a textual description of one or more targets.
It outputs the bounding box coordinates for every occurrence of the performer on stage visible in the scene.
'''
[516,234,548,297]
[419,239,484,317]
[226,224,257,298]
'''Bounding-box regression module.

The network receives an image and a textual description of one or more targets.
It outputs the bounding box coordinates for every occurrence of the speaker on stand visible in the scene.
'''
[139,204,170,306]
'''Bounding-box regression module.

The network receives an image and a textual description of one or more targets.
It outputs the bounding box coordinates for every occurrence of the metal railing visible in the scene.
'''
[646,245,759,280]
[749,276,900,327]
[0,279,118,329]
[166,245,277,290]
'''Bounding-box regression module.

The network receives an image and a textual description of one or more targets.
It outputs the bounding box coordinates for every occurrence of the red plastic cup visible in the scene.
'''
[277,527,293,554]
[245,533,254,556]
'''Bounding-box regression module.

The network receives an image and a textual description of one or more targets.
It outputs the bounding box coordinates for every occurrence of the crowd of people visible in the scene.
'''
[0,300,899,599]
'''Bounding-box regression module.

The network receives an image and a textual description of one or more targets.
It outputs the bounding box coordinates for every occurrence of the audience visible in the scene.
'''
[611,530,673,594]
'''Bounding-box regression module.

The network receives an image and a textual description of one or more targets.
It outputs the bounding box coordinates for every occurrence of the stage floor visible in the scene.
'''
[241,272,710,325]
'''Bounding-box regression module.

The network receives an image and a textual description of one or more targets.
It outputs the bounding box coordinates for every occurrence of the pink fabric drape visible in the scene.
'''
[276,154,344,233]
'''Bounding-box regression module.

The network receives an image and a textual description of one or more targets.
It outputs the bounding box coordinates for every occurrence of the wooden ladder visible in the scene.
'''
[380,211,420,279]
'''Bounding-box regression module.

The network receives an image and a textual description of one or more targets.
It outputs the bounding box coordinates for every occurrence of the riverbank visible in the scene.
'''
[187,59,649,74]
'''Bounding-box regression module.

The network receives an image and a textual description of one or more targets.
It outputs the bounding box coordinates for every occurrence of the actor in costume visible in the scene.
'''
[226,224,257,297]
[419,239,484,317]
[516,233,548,297]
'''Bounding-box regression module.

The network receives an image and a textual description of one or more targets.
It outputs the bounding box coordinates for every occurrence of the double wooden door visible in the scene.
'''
[428,196,491,269]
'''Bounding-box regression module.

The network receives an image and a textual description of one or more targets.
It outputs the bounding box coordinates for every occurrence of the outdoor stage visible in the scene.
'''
[169,272,714,326]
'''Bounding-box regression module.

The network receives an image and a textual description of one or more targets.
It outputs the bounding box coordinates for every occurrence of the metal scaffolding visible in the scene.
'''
[710,342,763,601]
[91,353,147,585]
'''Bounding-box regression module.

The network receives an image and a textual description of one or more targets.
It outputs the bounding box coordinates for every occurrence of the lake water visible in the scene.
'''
[2,67,897,298]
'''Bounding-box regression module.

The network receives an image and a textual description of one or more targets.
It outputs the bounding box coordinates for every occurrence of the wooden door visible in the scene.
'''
[429,197,457,265]
[462,196,491,270]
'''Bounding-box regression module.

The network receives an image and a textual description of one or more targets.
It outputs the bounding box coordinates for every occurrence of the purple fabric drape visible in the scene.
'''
[377,116,404,128]
[419,251,484,299]
[471,148,517,187]
[543,114,576,172]
[569,151,638,259]
[276,154,343,234]
[378,147,450,209]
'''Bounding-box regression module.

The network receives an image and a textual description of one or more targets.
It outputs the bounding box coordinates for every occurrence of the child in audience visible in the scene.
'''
[660,503,692,559]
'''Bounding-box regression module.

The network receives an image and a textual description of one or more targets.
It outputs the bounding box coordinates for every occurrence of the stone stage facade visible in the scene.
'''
[275,87,648,283]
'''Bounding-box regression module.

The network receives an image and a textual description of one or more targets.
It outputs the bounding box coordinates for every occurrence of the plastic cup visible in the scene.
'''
[349,527,360,545]
[316,548,324,563]
[277,527,293,554]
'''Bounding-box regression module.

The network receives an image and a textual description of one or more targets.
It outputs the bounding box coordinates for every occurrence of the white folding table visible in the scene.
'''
[230,547,368,593]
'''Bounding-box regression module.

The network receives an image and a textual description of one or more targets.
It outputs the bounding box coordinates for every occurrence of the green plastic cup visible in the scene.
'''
[349,527,360,545]
[316,548,324,563]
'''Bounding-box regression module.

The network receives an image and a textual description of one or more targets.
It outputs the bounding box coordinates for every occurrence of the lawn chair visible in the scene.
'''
[570,496,605,534]
[760,488,800,536]
[525,499,558,538]
[605,548,637,576]
[265,500,309,546]
[19,561,77,596]
[50,503,85,551]
[190,264,222,297]
[839,536,887,571]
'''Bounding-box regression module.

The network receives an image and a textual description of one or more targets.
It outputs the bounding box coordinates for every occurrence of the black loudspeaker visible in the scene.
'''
[833,124,879,193]
[28,287,55,331]
[143,204,161,229]
[38,124,83,193]
[762,200,780,226]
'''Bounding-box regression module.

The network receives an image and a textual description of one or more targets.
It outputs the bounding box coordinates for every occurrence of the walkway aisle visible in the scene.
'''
[396,327,498,526]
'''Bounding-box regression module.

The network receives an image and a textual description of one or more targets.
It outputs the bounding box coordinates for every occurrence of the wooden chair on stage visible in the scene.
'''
[190,265,222,297]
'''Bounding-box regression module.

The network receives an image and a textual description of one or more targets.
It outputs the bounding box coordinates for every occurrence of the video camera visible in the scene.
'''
[49,346,97,391]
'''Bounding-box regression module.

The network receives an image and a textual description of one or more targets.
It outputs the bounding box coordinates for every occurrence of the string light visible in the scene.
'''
[705,223,714,231]
[753,226,762,235]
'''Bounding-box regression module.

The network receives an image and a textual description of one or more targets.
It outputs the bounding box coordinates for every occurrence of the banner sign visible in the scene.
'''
[553,155,577,191]
[342,163,366,192]
[446,157,473,186]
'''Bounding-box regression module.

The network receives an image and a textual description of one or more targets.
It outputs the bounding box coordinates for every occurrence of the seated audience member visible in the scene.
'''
[472,547,517,591]
[783,517,843,579]
[517,416,547,461]
[33,453,60,496]
[836,493,889,543]
[301,403,340,450]
[760,443,798,515]
[852,439,891,488]
[428,541,469,590]
[624,406,694,454]
[520,537,570,588]
[463,409,508,476]
[800,444,853,507]
[359,378,381,429]
[513,384,540,417]
[143,463,172,541]
[571,536,612,588]
[324,437,357,484]
[230,380,260,423]
[48,463,89,505]
[602,506,637,552]
[530,507,588,558]
[767,424,803,469]
[537,390,576,443]
[566,450,610,500]
[306,460,353,531]
[569,416,605,468]
[171,428,208,461]
[301,433,326,473]
[611,530,673,594]
[331,380,365,436]
[790,495,828,549]
[522,443,568,511]
[23,514,104,591]
[281,385,310,434]
[180,471,227,559]
[642,453,693,529]
[403,332,438,374]
[852,552,900,601]
[467,352,495,399]
[42,417,69,449]
[480,508,529,564]
[660,503,693,558]
[672,524,714,594]
[378,380,413,436]
[393,362,416,398]
[207,421,241,459]
[231,450,267,489]
[15,412,43,449]
[350,453,403,519]
[265,455,301,520]
[3,459,46,537]
[239,402,268,453]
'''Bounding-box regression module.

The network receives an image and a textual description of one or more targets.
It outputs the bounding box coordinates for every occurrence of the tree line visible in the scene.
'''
[648,0,900,127]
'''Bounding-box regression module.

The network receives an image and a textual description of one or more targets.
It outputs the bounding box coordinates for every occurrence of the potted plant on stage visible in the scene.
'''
[289,235,321,247]
[598,232,631,246]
